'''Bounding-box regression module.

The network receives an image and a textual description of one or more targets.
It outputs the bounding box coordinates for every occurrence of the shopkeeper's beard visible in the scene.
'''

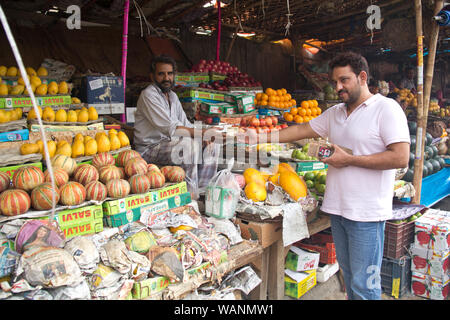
[339,82,361,107]
[155,79,174,93]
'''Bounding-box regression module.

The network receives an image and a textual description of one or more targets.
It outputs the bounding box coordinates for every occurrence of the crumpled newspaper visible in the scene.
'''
[281,202,310,246]
[64,236,100,275]
[206,217,243,246]
[49,280,91,300]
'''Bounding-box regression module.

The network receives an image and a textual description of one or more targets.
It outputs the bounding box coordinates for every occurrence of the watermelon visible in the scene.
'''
[429,159,441,174]
[409,152,415,168]
[426,132,433,146]
[408,121,417,135]
[431,145,438,159]
[425,146,433,160]
[422,165,428,177]
[410,135,416,152]
[437,157,445,169]
[424,161,434,175]
[403,168,414,182]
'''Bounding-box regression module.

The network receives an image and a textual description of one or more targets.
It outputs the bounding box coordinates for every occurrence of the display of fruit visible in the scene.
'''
[0,108,23,123]
[59,181,86,206]
[85,180,108,202]
[28,106,99,123]
[106,179,130,199]
[0,171,11,193]
[238,115,284,133]
[244,181,267,202]
[12,165,44,192]
[299,169,327,195]
[291,143,319,161]
[394,88,417,108]
[124,157,148,177]
[323,84,339,100]
[92,152,116,169]
[146,170,166,189]
[99,165,123,184]
[278,171,308,201]
[255,88,296,109]
[51,154,77,176]
[73,164,99,186]
[30,182,60,210]
[44,168,69,188]
[0,189,31,216]
[282,100,321,124]
[129,174,151,194]
[165,166,186,183]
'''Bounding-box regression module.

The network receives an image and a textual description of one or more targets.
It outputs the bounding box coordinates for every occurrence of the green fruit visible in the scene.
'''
[305,180,314,189]
[302,143,310,153]
[318,174,327,185]
[304,172,316,181]
[298,153,307,160]
[316,183,326,194]
[291,149,300,159]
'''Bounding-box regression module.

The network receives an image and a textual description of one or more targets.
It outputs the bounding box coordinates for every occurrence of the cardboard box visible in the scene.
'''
[410,244,449,281]
[29,122,104,133]
[0,129,29,142]
[414,210,450,252]
[0,162,43,178]
[132,276,170,299]
[411,271,449,300]
[53,204,103,228]
[285,246,320,272]
[102,181,188,216]
[296,161,328,173]
[105,192,192,227]
[235,218,282,248]
[59,218,103,239]
[284,269,317,299]
[175,73,209,87]
[0,95,71,109]
[200,102,225,114]
[80,76,124,115]
[177,88,225,103]
[222,105,237,115]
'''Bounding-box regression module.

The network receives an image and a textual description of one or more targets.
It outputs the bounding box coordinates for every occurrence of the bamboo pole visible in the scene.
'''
[411,0,444,204]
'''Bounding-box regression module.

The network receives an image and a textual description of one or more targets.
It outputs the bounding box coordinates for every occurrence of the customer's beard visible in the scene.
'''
[156,80,174,93]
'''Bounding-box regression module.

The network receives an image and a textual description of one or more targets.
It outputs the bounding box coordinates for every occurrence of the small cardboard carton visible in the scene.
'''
[411,271,449,300]
[0,95,71,109]
[284,269,317,299]
[102,181,188,216]
[285,246,320,272]
[54,204,103,228]
[307,141,352,159]
[200,101,226,114]
[410,244,450,281]
[295,161,328,173]
[235,218,282,249]
[414,210,450,252]
[132,276,170,300]
[59,218,103,239]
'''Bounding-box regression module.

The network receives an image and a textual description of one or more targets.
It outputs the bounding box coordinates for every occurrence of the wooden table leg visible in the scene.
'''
[268,239,286,300]
[249,247,270,300]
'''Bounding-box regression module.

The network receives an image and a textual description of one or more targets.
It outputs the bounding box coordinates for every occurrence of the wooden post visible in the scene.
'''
[411,0,444,204]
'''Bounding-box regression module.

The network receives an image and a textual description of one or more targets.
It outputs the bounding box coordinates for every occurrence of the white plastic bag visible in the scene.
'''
[204,159,240,219]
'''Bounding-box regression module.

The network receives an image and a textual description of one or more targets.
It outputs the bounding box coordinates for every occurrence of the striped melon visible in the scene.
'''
[160,166,173,180]
[124,157,148,177]
[0,189,31,216]
[59,181,86,206]
[128,174,151,194]
[30,182,60,210]
[99,165,122,184]
[44,168,69,189]
[117,166,126,179]
[51,154,77,176]
[116,149,141,167]
[92,152,115,169]
[146,170,166,189]
[12,165,44,192]
[147,163,160,174]
[166,166,186,183]
[0,171,11,193]
[73,164,99,186]
[85,181,107,202]
[106,179,130,199]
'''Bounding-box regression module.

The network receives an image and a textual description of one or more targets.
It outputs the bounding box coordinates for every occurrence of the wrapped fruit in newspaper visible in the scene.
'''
[44,168,69,189]
[12,165,44,192]
[124,230,157,254]
[166,166,185,183]
[92,152,115,169]
[0,189,31,216]
[64,236,100,274]
[85,181,107,202]
[30,182,60,211]
[106,179,130,199]
[59,181,86,206]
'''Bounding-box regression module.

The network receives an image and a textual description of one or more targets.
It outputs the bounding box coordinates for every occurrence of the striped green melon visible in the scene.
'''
[146,170,166,189]
[85,181,107,202]
[44,168,69,189]
[30,182,60,210]
[12,165,44,192]
[92,152,115,169]
[128,174,151,194]
[106,179,130,198]
[124,157,148,177]
[73,164,99,186]
[116,149,141,167]
[99,165,122,184]
[0,171,11,193]
[51,154,77,176]
[59,181,86,206]
[0,189,31,216]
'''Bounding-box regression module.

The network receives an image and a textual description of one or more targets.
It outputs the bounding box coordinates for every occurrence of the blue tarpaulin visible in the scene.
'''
[419,159,450,207]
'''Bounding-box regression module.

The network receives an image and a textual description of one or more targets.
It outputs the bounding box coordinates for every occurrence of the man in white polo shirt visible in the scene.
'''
[242,52,410,299]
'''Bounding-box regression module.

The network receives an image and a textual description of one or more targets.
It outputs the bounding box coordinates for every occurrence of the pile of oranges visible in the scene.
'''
[255,88,296,109]
[282,100,321,123]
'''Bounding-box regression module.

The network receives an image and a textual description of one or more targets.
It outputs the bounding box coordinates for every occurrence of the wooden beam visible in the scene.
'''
[164,0,211,25]
[147,0,181,20]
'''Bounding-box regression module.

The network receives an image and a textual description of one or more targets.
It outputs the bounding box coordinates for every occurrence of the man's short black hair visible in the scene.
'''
[329,51,370,79]
[150,54,177,74]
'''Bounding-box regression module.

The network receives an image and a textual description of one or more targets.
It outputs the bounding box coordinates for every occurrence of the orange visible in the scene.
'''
[274,95,280,102]
[317,107,322,115]
[300,101,308,108]
[261,93,268,101]
[265,88,274,96]
[290,107,298,116]
[260,100,268,106]
[298,108,307,116]
[256,93,263,100]
[281,88,287,95]
[310,107,317,116]
[306,108,312,116]
[286,93,292,100]
[284,113,294,122]
[304,116,311,122]
[312,100,318,107]
[294,115,304,123]
[291,99,297,106]
[268,96,276,104]
[276,89,283,96]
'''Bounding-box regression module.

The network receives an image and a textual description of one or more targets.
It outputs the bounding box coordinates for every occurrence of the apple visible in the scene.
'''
[281,124,288,129]
[271,116,278,126]
[259,118,266,126]
[250,117,260,127]
[265,117,272,126]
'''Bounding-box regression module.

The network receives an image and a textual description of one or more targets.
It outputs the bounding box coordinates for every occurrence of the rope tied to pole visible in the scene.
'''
[285,0,293,36]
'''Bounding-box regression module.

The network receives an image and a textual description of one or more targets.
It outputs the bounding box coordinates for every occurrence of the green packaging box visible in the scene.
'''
[0,162,43,178]
[104,192,192,227]
[295,161,328,173]
[102,181,188,216]
[178,88,225,102]
[222,105,237,115]
[60,218,103,239]
[0,95,72,109]
[200,102,225,114]
[132,276,170,300]
[54,204,103,227]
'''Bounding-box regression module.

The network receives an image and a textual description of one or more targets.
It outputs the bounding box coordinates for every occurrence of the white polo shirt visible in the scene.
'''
[309,94,410,222]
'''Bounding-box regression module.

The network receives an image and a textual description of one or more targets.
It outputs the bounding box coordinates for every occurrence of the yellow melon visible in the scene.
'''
[244,182,267,202]
[278,171,307,201]
[243,168,265,186]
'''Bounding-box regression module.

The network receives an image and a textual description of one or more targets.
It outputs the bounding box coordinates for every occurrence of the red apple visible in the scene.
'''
[206,117,213,124]
[271,116,278,126]
[259,118,266,127]
[265,117,272,126]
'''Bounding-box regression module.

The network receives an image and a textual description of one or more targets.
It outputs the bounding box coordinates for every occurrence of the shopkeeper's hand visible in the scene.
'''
[320,144,351,168]
[236,128,258,144]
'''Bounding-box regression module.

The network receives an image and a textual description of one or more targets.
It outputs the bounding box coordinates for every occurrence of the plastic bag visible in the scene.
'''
[204,159,240,219]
